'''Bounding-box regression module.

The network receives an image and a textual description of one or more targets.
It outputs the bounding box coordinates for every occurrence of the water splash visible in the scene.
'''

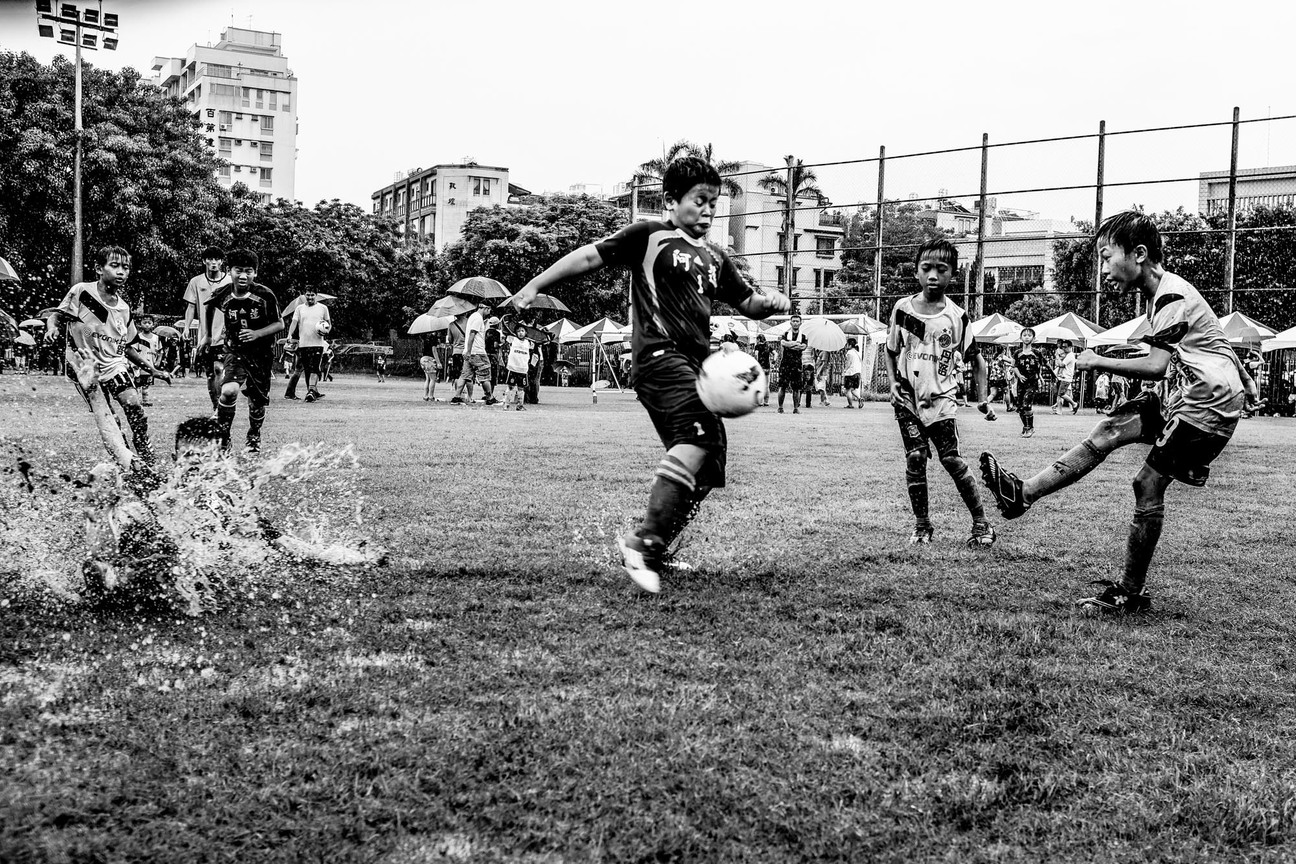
[0,437,383,616]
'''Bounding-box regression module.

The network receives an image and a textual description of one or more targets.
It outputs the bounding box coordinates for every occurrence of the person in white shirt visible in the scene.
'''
[132,316,163,406]
[450,301,499,405]
[182,246,231,411]
[283,291,332,402]
[502,320,536,410]
[843,338,863,409]
[1052,340,1079,414]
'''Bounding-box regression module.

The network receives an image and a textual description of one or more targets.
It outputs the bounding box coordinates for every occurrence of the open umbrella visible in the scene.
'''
[448,276,510,302]
[497,292,570,313]
[153,325,181,339]
[800,317,847,352]
[280,292,337,319]
[429,295,478,317]
[408,313,454,335]
[0,309,18,337]
[19,318,45,328]
[14,331,36,347]
[0,257,19,283]
[337,343,394,356]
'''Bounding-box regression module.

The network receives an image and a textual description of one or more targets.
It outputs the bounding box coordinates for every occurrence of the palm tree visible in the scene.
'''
[758,156,824,307]
[630,140,743,213]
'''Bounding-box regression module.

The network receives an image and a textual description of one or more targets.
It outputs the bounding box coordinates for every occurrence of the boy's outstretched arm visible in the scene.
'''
[736,289,791,321]
[514,245,605,309]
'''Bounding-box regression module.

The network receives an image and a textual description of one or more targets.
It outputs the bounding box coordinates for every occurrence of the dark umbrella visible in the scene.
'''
[497,292,571,313]
[447,276,510,302]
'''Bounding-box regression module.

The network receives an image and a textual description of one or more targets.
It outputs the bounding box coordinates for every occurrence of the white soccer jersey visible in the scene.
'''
[183,273,231,345]
[57,282,138,379]
[1143,271,1243,436]
[506,334,533,374]
[886,294,977,425]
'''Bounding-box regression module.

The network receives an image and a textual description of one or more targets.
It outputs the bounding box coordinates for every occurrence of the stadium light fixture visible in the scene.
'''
[82,7,98,23]
[59,27,75,43]
[102,35,116,50]
[38,23,54,37]
[103,12,116,27]
[36,0,53,13]
[81,32,95,48]
[60,3,77,19]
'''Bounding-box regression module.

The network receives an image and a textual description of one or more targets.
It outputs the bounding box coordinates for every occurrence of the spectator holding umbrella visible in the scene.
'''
[755,333,772,406]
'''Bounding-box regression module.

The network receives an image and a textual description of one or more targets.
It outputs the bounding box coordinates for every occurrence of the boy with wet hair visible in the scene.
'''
[514,155,792,592]
[199,249,283,454]
[885,239,995,548]
[45,246,172,465]
[183,246,231,411]
[981,211,1257,614]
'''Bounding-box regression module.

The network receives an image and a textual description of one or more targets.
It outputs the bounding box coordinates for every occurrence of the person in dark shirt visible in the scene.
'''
[199,248,284,453]
[754,334,772,406]
[513,156,791,593]
[1011,327,1043,438]
[777,316,808,413]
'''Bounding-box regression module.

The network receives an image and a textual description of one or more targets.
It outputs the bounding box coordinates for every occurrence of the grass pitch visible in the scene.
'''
[3,372,1296,862]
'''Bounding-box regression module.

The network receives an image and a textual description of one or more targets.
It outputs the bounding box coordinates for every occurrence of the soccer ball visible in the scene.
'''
[317,320,332,335]
[696,349,766,418]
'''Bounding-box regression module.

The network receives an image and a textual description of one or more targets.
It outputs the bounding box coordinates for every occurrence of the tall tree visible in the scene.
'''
[833,200,949,317]
[0,51,229,318]
[631,140,743,213]
[757,157,823,310]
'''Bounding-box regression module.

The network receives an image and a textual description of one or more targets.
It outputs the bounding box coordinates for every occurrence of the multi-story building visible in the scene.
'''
[1198,165,1296,216]
[151,27,298,204]
[371,164,531,249]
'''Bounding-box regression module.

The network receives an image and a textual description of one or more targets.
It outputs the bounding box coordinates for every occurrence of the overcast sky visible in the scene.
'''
[3,0,1295,223]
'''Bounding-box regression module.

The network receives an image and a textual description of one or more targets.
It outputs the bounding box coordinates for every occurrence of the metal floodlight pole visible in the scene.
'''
[972,133,989,318]
[628,182,637,327]
[1224,106,1240,315]
[784,155,796,312]
[1092,120,1106,325]
[873,145,885,321]
[36,0,119,287]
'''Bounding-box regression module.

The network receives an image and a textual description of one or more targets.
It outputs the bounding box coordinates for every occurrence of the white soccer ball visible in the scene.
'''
[317,320,332,335]
[696,349,766,418]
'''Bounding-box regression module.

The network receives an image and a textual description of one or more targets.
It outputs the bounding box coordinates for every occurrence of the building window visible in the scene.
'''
[255,89,264,109]
[218,165,230,178]
[210,83,239,99]
[281,97,290,113]
[814,269,821,289]
[777,233,801,252]
[218,138,232,153]
[233,165,241,173]
[472,177,492,197]
[816,236,834,258]
[823,269,834,287]
[219,111,232,125]
[260,167,273,188]
[383,194,392,212]
[240,87,250,108]
[261,142,273,161]
[261,115,274,134]
[268,91,277,111]
[775,266,784,287]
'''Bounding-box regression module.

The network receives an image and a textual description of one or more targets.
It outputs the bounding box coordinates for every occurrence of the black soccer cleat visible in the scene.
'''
[1076,580,1151,615]
[966,522,996,548]
[979,452,1030,519]
[908,524,934,546]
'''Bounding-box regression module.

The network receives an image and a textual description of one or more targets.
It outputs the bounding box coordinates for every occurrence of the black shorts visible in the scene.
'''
[1110,391,1232,487]
[843,374,861,389]
[448,354,464,380]
[505,370,528,387]
[221,352,273,406]
[778,364,801,388]
[894,406,962,460]
[297,346,323,375]
[634,348,728,488]
[197,344,225,373]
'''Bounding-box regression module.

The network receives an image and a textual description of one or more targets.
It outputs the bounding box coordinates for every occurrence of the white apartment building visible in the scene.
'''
[1199,165,1296,216]
[371,164,531,249]
[151,27,298,203]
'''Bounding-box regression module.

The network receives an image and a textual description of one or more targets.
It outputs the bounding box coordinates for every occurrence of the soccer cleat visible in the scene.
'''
[304,393,316,403]
[966,522,997,548]
[908,525,934,545]
[243,436,261,455]
[449,397,466,405]
[617,533,663,593]
[1076,580,1151,615]
[1023,428,1035,438]
[979,452,1031,519]
[793,408,800,414]
[777,407,784,413]
[284,393,300,400]
[311,391,325,400]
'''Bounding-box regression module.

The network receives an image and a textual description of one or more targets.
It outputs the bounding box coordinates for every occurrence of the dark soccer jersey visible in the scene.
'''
[209,282,281,361]
[1013,349,1042,386]
[595,221,753,370]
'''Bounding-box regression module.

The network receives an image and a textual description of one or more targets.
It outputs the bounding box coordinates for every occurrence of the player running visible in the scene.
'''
[182,246,231,412]
[513,156,791,592]
[980,212,1258,614]
[1011,327,1044,437]
[884,239,996,548]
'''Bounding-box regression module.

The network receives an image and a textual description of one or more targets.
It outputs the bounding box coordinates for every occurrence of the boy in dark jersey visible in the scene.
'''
[981,212,1257,614]
[1011,327,1043,437]
[513,156,791,592]
[885,239,995,548]
[199,249,284,454]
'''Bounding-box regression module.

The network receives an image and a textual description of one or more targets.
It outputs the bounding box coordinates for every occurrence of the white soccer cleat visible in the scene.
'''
[617,534,661,593]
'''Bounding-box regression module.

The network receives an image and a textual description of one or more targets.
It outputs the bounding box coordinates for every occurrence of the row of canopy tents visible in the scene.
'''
[965,310,1290,352]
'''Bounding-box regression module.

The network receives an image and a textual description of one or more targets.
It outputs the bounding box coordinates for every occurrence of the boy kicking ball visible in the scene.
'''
[980,212,1257,614]
[884,239,996,548]
[513,156,791,592]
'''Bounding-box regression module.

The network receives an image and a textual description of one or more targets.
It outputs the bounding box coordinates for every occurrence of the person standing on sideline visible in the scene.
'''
[1012,328,1044,437]
[801,336,818,409]
[843,337,863,408]
[182,246,230,411]
[420,332,441,401]
[484,315,503,393]
[451,300,498,405]
[813,348,833,407]
[201,249,283,453]
[777,315,807,413]
[283,291,331,402]
[1053,339,1079,414]
[755,333,772,406]
[375,352,388,383]
[503,320,535,410]
[133,316,162,407]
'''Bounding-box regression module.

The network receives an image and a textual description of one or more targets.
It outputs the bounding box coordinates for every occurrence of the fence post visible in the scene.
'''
[973,133,989,318]
[1225,106,1240,314]
[1092,120,1106,324]
[874,145,885,321]
[628,182,638,326]
[784,155,796,310]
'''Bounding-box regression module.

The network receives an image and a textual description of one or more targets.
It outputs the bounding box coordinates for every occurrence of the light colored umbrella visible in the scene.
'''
[0,309,18,336]
[1262,325,1296,353]
[980,321,1023,344]
[337,343,393,356]
[497,292,570,313]
[544,317,581,341]
[800,317,847,352]
[0,257,19,283]
[19,318,45,328]
[448,276,510,301]
[1217,312,1276,346]
[14,331,36,346]
[280,292,337,319]
[564,317,628,344]
[709,316,760,344]
[1090,315,1152,347]
[429,295,478,317]
[153,325,181,339]
[408,313,454,335]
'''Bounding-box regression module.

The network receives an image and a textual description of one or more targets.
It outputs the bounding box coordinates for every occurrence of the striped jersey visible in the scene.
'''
[1141,271,1243,436]
[57,282,138,378]
[595,221,753,371]
[886,293,978,425]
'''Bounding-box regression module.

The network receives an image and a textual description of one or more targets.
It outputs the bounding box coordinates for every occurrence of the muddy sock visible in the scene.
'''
[121,402,154,464]
[905,451,929,523]
[941,454,986,523]
[1122,504,1165,593]
[642,455,695,543]
[1023,440,1105,503]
